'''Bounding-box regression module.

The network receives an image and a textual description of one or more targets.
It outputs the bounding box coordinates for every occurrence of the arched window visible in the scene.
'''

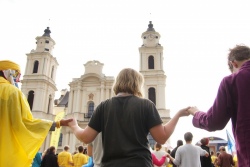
[58,133,63,146]
[27,90,35,110]
[148,87,156,105]
[51,66,54,78]
[88,102,94,117]
[148,55,154,69]
[33,60,39,73]
[47,95,52,113]
[147,133,156,149]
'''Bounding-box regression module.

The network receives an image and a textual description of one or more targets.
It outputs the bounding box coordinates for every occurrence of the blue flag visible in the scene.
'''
[226,130,236,154]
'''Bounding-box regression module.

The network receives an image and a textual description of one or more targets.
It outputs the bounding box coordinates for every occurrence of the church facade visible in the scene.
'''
[21,21,171,153]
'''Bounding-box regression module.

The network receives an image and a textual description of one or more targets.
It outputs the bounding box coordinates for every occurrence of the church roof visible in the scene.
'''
[56,91,69,107]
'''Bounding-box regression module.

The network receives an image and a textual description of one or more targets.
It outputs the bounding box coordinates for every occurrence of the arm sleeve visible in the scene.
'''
[173,148,181,166]
[192,78,233,131]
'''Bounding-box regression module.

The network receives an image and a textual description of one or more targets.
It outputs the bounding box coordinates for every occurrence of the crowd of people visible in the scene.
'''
[1,44,250,167]
[31,136,238,167]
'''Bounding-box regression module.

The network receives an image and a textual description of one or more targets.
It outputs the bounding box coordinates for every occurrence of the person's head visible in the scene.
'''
[216,152,220,157]
[184,132,193,142]
[200,137,209,146]
[228,44,250,73]
[78,146,84,153]
[64,145,70,151]
[219,146,226,152]
[154,143,162,151]
[112,68,144,97]
[177,140,183,147]
[48,146,56,154]
[0,60,21,87]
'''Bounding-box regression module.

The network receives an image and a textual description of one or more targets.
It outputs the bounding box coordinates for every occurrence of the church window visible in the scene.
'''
[87,102,94,117]
[47,95,52,113]
[156,36,158,39]
[51,66,54,78]
[148,87,156,105]
[45,40,49,43]
[33,60,39,73]
[27,90,35,110]
[147,133,156,149]
[45,48,49,51]
[148,55,154,69]
[58,133,63,146]
[144,36,146,39]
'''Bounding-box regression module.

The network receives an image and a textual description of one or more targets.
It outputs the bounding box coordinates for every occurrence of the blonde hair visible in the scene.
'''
[113,68,144,97]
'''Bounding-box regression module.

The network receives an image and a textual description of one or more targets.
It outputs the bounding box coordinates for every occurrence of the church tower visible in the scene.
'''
[139,21,170,120]
[21,27,58,120]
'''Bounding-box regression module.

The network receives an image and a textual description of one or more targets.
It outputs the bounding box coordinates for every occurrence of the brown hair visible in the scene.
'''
[113,68,144,97]
[155,143,162,151]
[200,137,209,145]
[228,44,250,72]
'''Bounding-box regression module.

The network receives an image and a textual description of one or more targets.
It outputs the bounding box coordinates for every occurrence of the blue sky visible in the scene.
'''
[1,0,250,146]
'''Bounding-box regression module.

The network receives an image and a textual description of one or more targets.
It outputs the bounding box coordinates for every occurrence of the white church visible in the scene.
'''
[21,21,171,153]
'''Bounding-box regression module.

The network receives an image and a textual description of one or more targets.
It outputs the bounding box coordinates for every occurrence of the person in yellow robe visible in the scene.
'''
[0,60,72,167]
[72,146,88,167]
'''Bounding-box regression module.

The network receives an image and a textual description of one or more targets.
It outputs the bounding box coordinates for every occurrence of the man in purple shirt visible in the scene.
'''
[187,44,250,167]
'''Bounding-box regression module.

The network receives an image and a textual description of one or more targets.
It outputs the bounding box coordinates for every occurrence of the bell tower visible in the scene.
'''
[21,27,58,120]
[139,21,170,119]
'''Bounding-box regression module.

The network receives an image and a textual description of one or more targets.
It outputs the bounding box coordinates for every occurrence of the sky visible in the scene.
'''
[1,0,250,146]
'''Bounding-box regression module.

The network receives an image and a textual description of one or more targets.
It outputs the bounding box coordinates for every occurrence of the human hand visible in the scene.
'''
[177,107,190,117]
[165,153,171,158]
[67,118,78,129]
[187,106,199,116]
[60,118,73,126]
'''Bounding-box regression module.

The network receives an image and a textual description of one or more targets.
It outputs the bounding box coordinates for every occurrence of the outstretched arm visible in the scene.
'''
[150,107,190,144]
[67,118,99,144]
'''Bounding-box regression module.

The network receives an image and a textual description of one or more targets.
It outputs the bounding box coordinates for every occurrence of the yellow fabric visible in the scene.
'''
[0,60,21,72]
[233,155,238,167]
[58,151,73,167]
[50,111,65,149]
[211,155,217,164]
[73,153,88,167]
[0,77,53,167]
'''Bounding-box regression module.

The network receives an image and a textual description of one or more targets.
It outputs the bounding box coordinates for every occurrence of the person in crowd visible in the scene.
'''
[41,146,59,167]
[152,143,168,167]
[167,132,209,167]
[210,151,217,167]
[216,146,234,167]
[166,150,173,167]
[187,44,250,167]
[58,145,74,167]
[73,146,88,167]
[170,140,183,167]
[200,137,212,167]
[66,68,190,166]
[0,60,72,167]
[87,133,103,167]
[151,153,167,166]
[32,151,42,167]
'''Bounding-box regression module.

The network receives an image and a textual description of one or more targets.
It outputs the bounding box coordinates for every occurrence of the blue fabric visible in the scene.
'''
[32,152,42,167]
[82,157,94,167]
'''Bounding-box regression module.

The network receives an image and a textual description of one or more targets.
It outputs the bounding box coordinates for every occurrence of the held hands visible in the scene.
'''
[177,107,191,117]
[60,118,73,126]
[187,106,199,116]
[67,118,79,129]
